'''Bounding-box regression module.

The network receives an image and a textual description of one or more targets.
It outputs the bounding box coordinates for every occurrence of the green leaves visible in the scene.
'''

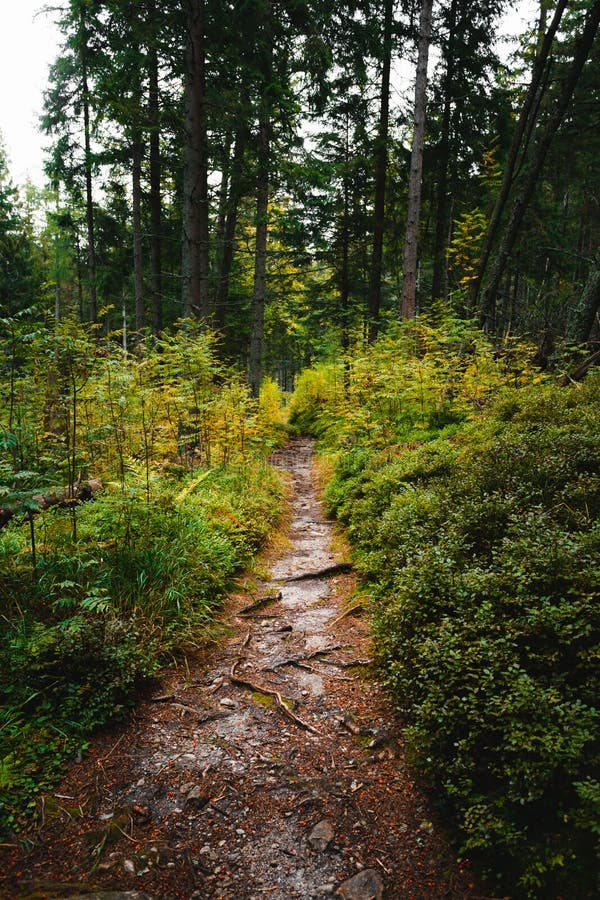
[300,326,600,896]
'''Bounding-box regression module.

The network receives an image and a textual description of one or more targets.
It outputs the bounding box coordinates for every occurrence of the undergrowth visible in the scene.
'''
[0,323,286,836]
[290,314,600,898]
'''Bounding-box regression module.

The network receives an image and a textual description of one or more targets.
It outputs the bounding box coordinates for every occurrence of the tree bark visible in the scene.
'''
[249,108,271,397]
[215,126,248,332]
[148,28,163,334]
[80,13,97,324]
[568,254,600,343]
[54,184,61,321]
[472,0,568,314]
[340,114,351,355]
[400,0,434,320]
[249,0,273,397]
[181,0,210,319]
[431,0,457,303]
[480,0,600,327]
[132,135,145,333]
[368,0,394,342]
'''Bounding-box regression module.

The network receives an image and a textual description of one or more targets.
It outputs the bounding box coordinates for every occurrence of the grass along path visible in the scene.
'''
[0,439,482,899]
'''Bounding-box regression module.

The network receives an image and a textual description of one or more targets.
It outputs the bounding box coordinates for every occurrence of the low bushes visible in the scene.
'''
[294,319,600,896]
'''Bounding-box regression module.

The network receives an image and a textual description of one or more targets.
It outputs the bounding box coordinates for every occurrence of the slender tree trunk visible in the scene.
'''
[568,254,600,342]
[340,114,351,355]
[249,0,273,397]
[80,15,97,324]
[132,135,145,333]
[181,0,210,319]
[400,0,434,320]
[431,0,457,303]
[74,222,84,322]
[148,33,163,334]
[214,132,233,283]
[480,0,600,327]
[215,126,247,332]
[249,109,271,397]
[54,184,61,321]
[368,0,394,343]
[472,0,568,312]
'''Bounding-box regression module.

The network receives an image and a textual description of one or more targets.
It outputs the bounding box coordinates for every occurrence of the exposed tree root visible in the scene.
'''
[281,562,353,583]
[238,592,283,615]
[230,660,321,734]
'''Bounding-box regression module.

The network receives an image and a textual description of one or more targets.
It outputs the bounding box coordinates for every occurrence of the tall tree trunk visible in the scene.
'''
[249,0,273,398]
[480,0,600,327]
[568,254,600,342]
[80,14,97,324]
[132,135,145,333]
[249,109,271,397]
[148,31,163,334]
[400,0,434,320]
[472,0,568,312]
[54,183,61,321]
[368,0,394,343]
[181,0,210,319]
[431,0,457,303]
[214,131,233,288]
[215,126,247,333]
[340,113,351,355]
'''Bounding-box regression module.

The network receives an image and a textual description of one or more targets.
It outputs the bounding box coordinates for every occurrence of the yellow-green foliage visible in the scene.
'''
[0,319,286,836]
[258,376,285,428]
[290,312,542,449]
[291,321,599,897]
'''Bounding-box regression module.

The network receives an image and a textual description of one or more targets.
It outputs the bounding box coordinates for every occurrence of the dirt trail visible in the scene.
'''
[1,439,480,900]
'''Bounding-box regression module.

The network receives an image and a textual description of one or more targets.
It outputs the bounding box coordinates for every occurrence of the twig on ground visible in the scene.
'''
[329,602,366,626]
[230,660,320,734]
[98,732,126,764]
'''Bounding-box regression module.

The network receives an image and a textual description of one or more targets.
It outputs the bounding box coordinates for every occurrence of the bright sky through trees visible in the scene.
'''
[0,0,537,188]
[0,1,60,184]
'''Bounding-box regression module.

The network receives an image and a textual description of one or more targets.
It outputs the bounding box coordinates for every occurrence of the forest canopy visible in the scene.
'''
[1,0,599,378]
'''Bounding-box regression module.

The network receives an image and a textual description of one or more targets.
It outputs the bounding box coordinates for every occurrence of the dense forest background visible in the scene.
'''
[1,1,600,897]
[1,0,599,381]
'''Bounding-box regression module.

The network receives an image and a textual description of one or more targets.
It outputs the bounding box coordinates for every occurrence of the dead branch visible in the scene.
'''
[230,660,320,734]
[0,478,103,529]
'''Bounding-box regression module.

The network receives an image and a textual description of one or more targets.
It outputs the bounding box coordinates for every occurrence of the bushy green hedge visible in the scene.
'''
[323,378,600,896]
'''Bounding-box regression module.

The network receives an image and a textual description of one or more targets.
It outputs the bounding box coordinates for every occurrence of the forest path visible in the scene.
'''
[2,439,479,900]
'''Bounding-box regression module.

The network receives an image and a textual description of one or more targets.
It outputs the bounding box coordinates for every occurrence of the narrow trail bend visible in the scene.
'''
[2,439,480,900]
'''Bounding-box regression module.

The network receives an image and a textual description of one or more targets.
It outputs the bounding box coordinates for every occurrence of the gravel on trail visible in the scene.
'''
[0,439,483,900]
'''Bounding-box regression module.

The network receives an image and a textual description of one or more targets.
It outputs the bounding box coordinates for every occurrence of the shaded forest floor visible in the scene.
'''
[1,439,484,899]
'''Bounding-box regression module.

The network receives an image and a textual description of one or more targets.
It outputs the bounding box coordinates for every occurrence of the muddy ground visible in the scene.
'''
[0,440,485,900]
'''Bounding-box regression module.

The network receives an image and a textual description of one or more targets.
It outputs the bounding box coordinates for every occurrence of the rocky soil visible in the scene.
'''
[0,440,484,900]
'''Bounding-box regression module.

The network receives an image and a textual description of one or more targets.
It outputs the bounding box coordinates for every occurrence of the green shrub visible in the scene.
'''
[295,323,600,896]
